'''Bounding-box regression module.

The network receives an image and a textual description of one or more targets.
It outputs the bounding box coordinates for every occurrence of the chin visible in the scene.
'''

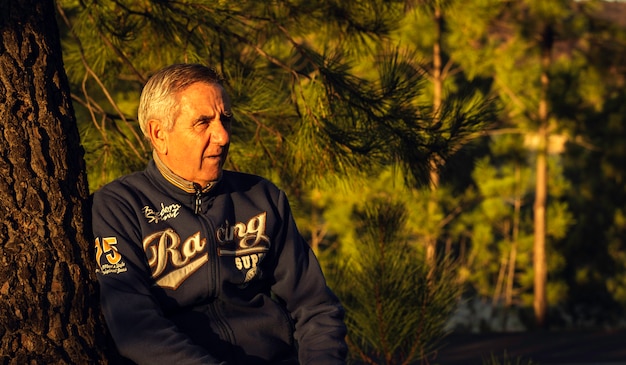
[204,170,222,182]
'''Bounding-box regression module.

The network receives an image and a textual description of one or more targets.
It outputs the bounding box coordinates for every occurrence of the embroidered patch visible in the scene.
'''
[95,237,128,275]
[142,203,182,224]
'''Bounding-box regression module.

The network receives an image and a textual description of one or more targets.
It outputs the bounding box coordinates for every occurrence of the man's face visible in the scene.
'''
[158,82,232,187]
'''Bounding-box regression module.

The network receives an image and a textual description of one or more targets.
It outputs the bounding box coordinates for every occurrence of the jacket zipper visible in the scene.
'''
[195,197,236,351]
[193,183,202,215]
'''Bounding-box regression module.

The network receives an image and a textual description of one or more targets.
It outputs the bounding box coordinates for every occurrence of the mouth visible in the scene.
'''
[204,151,226,162]
[204,146,228,162]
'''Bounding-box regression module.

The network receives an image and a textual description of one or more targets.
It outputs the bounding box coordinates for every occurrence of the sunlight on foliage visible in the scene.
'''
[326,199,460,364]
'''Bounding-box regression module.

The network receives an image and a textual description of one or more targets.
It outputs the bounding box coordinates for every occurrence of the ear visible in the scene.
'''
[147,119,168,154]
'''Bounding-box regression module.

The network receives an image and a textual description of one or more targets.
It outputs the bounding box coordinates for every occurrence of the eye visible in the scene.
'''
[195,116,213,126]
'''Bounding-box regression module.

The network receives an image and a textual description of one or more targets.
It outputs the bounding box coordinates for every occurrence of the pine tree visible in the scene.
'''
[57,0,491,195]
[446,0,580,327]
[0,0,114,362]
[327,199,460,364]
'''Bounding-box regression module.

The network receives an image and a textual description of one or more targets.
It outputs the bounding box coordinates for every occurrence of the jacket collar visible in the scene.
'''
[152,151,219,194]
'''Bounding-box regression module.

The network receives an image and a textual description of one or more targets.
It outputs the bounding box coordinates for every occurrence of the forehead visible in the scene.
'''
[177,82,231,110]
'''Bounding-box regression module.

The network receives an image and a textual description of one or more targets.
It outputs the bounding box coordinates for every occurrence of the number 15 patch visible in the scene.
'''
[95,237,128,275]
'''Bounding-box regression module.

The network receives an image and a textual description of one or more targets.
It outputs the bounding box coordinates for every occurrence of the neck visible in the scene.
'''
[152,151,219,193]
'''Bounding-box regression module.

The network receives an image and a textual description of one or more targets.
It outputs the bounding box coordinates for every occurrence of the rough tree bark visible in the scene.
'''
[0,0,110,363]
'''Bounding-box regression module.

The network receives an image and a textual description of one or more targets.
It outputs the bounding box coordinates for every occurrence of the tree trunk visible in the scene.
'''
[532,24,553,329]
[0,0,110,363]
[505,164,521,308]
[426,3,443,269]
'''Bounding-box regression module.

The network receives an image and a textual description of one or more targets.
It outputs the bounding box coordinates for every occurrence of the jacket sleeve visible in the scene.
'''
[92,187,226,365]
[269,190,348,365]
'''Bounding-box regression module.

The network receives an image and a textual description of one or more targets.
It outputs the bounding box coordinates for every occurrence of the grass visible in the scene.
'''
[482,351,537,365]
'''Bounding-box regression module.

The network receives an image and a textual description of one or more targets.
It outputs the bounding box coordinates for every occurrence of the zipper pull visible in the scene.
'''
[193,183,202,215]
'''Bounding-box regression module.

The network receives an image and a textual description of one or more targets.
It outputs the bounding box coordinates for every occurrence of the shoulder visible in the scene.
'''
[219,170,288,207]
[221,170,280,192]
[92,171,151,206]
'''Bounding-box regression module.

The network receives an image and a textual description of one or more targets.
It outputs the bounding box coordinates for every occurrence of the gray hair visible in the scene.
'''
[137,63,225,137]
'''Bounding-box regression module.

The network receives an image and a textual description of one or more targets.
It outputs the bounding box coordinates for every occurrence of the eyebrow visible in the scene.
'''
[197,111,232,119]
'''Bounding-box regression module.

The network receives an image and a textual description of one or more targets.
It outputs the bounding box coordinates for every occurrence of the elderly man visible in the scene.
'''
[92,63,347,364]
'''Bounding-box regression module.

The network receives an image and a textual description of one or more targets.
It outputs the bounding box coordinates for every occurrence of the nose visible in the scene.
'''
[211,120,230,146]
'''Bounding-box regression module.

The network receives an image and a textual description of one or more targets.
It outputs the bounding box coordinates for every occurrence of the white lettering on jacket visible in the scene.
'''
[142,203,181,224]
[216,212,270,251]
[143,228,207,290]
[216,212,270,284]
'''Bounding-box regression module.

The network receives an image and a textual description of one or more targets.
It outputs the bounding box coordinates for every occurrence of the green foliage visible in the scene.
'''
[453,137,574,307]
[327,199,460,364]
[59,0,487,193]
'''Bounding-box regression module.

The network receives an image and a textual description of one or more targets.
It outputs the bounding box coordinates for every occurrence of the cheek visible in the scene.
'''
[171,135,202,157]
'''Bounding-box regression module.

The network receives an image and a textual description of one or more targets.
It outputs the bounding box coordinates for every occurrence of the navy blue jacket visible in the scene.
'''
[92,159,347,364]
